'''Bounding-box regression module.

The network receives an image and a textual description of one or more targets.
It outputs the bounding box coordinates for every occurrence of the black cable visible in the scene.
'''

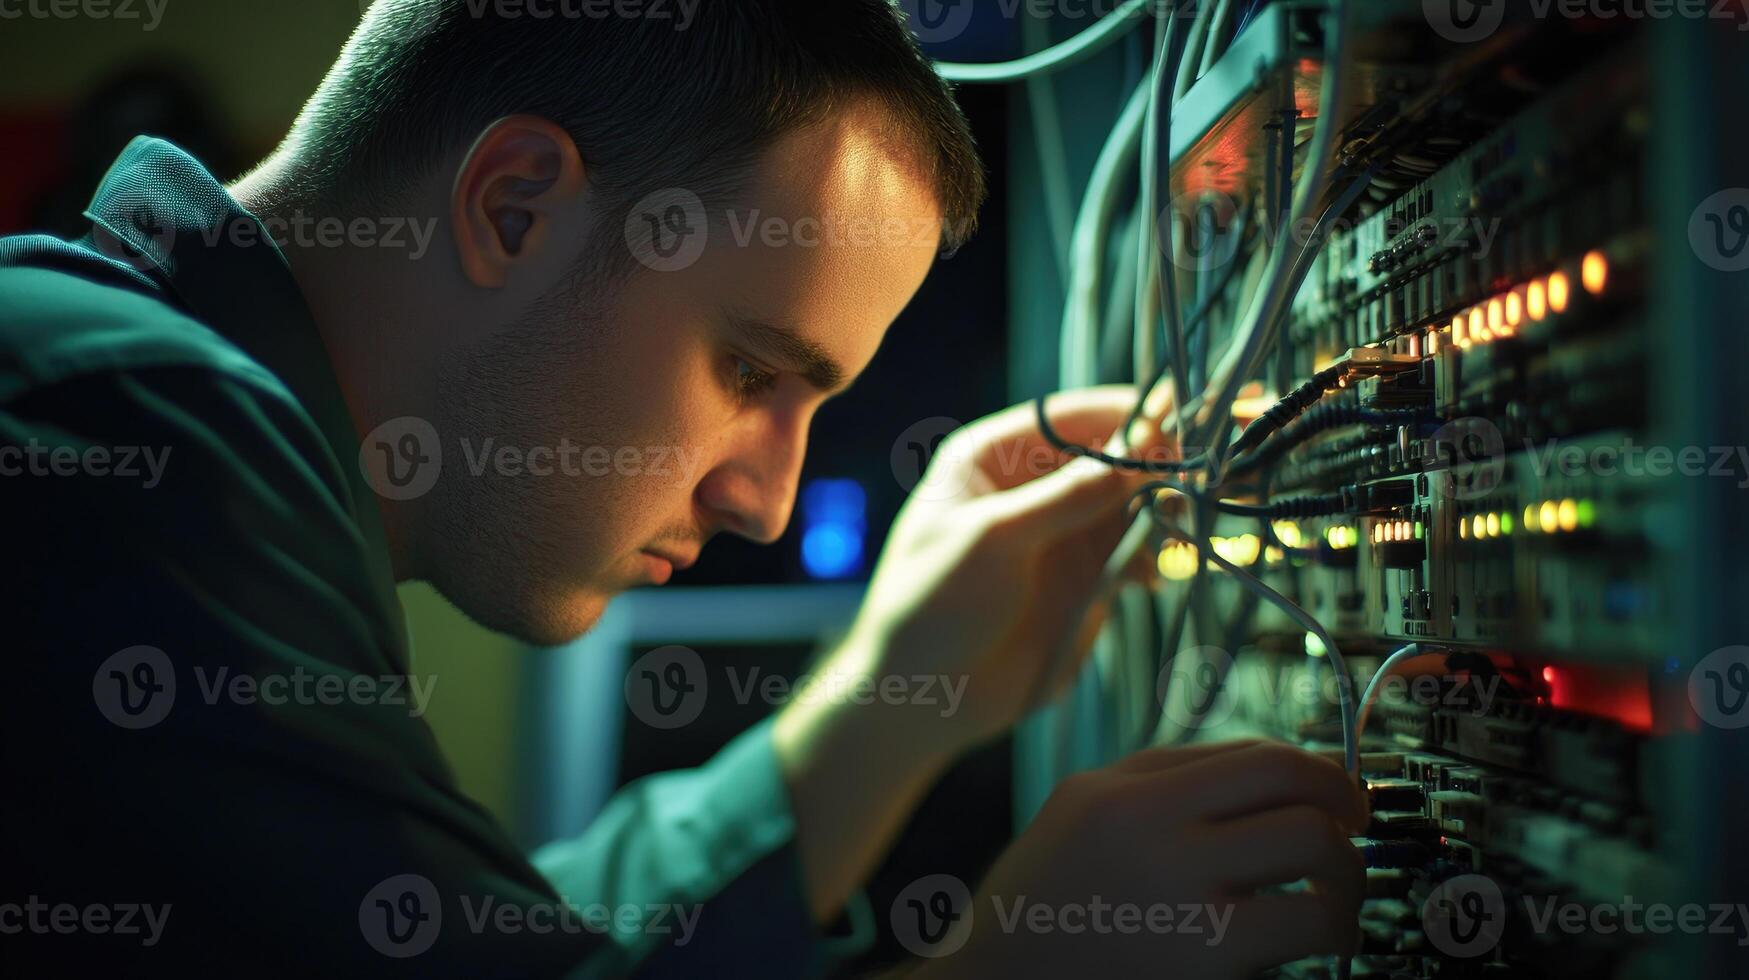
[1035,396,1206,473]
[1123,199,1258,447]
[1225,362,1347,460]
[1225,396,1432,478]
[1152,0,1191,452]
[1214,493,1345,519]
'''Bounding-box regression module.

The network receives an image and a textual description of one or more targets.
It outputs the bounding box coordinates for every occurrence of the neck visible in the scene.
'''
[230,156,438,582]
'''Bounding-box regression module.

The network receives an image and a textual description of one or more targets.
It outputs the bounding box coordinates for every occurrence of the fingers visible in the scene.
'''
[1110,738,1269,774]
[981,454,1137,538]
[1125,379,1181,456]
[1160,741,1369,834]
[975,384,1147,451]
[964,385,1179,492]
[1200,804,1365,899]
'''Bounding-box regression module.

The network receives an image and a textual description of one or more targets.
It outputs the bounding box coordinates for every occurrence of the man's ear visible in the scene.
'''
[451,115,588,289]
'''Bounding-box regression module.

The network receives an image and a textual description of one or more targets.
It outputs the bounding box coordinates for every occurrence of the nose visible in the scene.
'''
[695,410,810,545]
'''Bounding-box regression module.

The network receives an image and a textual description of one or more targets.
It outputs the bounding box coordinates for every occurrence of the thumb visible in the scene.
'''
[981,454,1141,538]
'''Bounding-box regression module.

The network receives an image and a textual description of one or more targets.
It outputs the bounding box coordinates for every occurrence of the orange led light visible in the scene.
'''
[1487,297,1505,336]
[1428,328,1441,354]
[1582,250,1609,295]
[1548,271,1571,313]
[1527,279,1548,321]
[1504,290,1523,332]
[1468,307,1486,345]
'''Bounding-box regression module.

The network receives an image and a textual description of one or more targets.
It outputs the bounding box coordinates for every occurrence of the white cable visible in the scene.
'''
[1023,12,1076,286]
[1200,166,1375,485]
[935,0,1155,84]
[1061,79,1152,386]
[1132,4,1180,410]
[1356,643,1424,743]
[1172,0,1214,104]
[1146,488,1358,778]
[1185,0,1354,471]
[1199,0,1235,77]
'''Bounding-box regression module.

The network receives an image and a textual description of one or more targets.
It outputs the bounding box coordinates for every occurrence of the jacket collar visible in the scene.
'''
[84,136,409,657]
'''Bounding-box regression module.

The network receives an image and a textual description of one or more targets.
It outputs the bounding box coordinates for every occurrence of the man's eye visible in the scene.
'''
[732,357,779,399]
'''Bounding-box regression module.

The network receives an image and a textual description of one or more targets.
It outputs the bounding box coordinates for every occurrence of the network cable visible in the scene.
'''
[1356,643,1425,742]
[934,0,1155,83]
[1139,485,1360,778]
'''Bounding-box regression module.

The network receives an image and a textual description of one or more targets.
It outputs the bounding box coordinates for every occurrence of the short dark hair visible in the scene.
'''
[287,0,985,275]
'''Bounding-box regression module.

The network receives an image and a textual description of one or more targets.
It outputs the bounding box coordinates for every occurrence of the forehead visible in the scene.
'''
[687,104,946,373]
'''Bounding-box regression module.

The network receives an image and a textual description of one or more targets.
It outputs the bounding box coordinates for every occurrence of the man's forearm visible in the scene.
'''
[772,633,957,924]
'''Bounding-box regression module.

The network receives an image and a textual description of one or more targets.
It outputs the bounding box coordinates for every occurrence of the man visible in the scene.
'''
[0,1,1366,976]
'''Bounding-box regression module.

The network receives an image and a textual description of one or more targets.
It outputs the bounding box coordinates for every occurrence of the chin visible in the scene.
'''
[431,575,614,648]
[515,590,614,647]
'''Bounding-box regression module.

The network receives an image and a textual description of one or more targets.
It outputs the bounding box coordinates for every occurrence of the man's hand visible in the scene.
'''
[840,383,1175,753]
[912,739,1369,980]
[776,385,1173,921]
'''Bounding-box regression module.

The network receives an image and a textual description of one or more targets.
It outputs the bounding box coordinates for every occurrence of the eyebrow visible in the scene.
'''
[725,314,848,393]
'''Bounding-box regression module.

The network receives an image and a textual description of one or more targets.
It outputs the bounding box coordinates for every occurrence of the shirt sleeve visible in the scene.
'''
[532,716,875,979]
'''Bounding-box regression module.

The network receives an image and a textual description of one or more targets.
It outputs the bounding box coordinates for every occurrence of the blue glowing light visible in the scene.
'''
[799,478,867,579]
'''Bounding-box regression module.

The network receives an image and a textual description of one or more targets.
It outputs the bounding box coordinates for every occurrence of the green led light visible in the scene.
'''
[1576,498,1597,528]
[1500,512,1514,535]
[1414,521,1424,539]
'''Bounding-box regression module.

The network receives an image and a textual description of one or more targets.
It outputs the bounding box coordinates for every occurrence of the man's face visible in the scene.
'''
[425,107,944,644]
